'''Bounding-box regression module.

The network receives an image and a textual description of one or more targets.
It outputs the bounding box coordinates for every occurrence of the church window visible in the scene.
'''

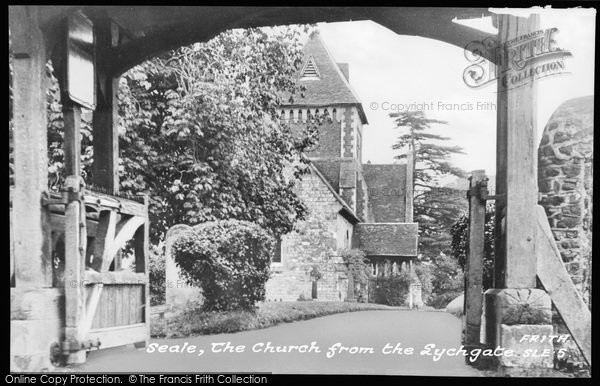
[272,239,282,263]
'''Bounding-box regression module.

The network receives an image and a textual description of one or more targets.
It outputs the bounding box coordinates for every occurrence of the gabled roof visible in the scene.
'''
[285,31,368,124]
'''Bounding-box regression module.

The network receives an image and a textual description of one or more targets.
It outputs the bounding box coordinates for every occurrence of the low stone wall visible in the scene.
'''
[266,262,348,302]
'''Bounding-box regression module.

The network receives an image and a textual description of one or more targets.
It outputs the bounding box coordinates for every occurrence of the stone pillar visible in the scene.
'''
[485,13,554,376]
[484,289,554,373]
[10,6,61,372]
[9,5,52,288]
[164,225,202,307]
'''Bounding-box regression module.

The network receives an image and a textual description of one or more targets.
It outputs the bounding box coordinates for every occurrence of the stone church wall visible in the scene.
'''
[265,171,351,302]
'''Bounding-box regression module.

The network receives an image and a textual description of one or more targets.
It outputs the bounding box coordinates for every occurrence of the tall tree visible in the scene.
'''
[117,26,318,243]
[415,188,468,258]
[41,26,318,244]
[390,110,467,258]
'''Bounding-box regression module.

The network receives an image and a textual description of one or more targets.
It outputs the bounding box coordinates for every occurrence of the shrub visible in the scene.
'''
[429,291,463,309]
[428,253,464,309]
[341,249,371,302]
[297,293,308,301]
[369,270,412,306]
[172,220,273,311]
[148,244,166,306]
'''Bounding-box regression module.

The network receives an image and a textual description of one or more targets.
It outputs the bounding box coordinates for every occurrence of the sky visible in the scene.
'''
[315,8,596,179]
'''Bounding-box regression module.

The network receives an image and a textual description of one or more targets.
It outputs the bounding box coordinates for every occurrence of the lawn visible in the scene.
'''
[151,301,401,338]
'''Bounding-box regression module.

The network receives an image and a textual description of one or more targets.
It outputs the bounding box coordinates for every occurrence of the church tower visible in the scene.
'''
[280,31,369,219]
[267,31,418,303]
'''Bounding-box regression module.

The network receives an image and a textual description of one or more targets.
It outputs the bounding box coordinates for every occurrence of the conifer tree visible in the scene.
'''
[390,110,467,259]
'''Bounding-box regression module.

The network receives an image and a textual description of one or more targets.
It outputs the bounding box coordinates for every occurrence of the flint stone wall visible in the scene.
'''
[538,96,593,370]
[538,95,593,307]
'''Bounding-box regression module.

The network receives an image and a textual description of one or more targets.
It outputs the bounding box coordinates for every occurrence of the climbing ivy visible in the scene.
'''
[450,204,495,290]
[341,249,371,302]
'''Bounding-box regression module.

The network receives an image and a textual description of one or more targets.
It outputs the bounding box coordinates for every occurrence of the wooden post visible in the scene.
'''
[63,106,81,182]
[464,170,486,345]
[90,210,117,272]
[113,250,123,271]
[133,195,150,348]
[494,14,540,289]
[408,259,413,309]
[92,16,120,193]
[62,105,87,364]
[484,13,555,374]
[9,6,52,287]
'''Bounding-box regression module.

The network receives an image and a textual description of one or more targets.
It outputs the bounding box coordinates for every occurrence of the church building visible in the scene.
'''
[265,31,419,302]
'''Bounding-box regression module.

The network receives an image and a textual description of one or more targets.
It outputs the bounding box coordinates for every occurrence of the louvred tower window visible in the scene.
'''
[300,56,320,79]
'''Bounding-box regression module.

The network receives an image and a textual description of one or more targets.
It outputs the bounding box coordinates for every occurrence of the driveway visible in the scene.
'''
[76,310,483,376]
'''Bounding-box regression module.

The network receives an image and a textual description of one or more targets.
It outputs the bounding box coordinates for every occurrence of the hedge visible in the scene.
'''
[172,219,273,311]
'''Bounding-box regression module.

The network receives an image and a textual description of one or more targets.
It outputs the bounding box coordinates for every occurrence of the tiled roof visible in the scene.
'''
[284,31,367,124]
[355,223,418,257]
[362,163,408,223]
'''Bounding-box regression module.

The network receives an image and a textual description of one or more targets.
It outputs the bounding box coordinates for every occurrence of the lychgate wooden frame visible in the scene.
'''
[8,5,591,372]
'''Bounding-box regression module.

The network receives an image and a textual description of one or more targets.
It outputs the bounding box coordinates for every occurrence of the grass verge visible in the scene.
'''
[151,301,400,338]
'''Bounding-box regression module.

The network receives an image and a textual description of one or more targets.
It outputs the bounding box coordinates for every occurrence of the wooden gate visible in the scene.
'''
[49,188,150,357]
